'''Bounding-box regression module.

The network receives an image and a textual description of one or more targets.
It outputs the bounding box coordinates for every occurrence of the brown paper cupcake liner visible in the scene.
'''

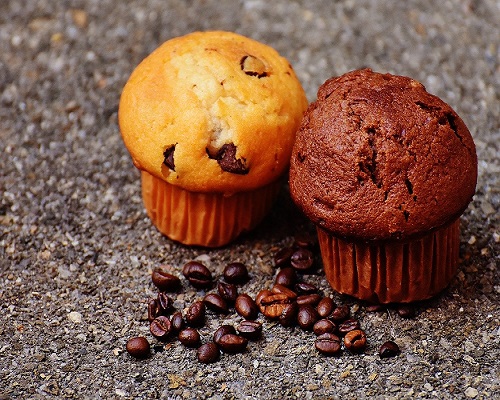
[141,171,281,247]
[317,219,460,303]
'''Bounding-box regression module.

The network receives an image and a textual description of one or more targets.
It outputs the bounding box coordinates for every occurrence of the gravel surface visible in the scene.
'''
[1,0,499,399]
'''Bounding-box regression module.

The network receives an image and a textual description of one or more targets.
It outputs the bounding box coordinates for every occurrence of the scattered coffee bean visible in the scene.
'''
[290,248,314,271]
[274,247,293,268]
[170,311,185,334]
[197,343,220,364]
[237,320,262,341]
[255,289,272,309]
[186,301,205,327]
[344,329,367,353]
[294,282,318,295]
[217,281,238,304]
[260,293,293,319]
[126,337,150,359]
[313,319,337,336]
[235,294,259,320]
[182,261,213,289]
[379,340,400,358]
[151,268,181,292]
[223,262,249,284]
[218,334,248,353]
[157,292,174,314]
[315,333,341,356]
[338,318,361,336]
[148,298,162,322]
[213,325,236,345]
[297,305,319,331]
[366,304,386,312]
[203,293,229,314]
[178,328,201,348]
[274,267,297,287]
[317,297,335,318]
[296,293,322,307]
[293,233,316,250]
[279,301,299,327]
[329,304,350,322]
[397,305,416,319]
[271,284,297,300]
[149,316,171,340]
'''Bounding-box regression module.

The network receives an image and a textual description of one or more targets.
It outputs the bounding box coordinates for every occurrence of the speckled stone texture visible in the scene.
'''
[1,1,499,399]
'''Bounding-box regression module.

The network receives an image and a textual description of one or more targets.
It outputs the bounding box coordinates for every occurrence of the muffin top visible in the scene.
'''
[119,31,308,193]
[289,69,477,242]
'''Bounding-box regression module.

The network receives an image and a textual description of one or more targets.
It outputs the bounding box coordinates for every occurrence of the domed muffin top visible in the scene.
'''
[289,69,477,241]
[119,31,308,193]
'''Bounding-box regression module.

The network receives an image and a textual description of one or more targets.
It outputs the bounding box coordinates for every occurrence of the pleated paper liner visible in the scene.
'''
[141,171,282,247]
[317,219,460,303]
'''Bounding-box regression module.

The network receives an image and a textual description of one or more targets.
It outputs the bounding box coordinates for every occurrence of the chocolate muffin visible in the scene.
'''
[289,68,477,303]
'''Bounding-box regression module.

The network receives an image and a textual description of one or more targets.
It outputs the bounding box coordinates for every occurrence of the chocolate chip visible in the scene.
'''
[213,143,249,175]
[162,144,176,171]
[240,55,268,78]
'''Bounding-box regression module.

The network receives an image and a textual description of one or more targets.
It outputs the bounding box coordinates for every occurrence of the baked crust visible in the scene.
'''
[119,31,308,193]
[290,69,477,241]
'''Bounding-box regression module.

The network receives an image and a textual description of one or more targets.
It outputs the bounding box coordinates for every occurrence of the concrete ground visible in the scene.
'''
[1,0,499,399]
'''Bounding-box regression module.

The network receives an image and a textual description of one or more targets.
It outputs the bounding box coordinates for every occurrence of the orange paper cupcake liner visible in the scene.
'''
[317,219,460,303]
[141,171,281,247]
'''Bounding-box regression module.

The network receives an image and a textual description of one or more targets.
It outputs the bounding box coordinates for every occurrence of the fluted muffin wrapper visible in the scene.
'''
[141,171,281,247]
[317,219,460,303]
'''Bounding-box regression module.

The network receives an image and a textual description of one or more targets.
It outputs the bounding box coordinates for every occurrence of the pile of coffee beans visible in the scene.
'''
[126,238,403,362]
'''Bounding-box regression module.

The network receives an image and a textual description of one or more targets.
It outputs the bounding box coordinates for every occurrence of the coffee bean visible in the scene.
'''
[380,340,400,358]
[126,337,150,359]
[313,319,337,336]
[397,305,416,319]
[366,304,386,312]
[218,334,248,353]
[271,284,297,300]
[203,293,228,314]
[237,320,262,341]
[329,304,350,322]
[290,248,314,271]
[294,282,318,295]
[344,329,367,353]
[293,233,316,250]
[297,305,319,331]
[213,325,236,345]
[186,301,205,327]
[296,293,322,307]
[151,268,181,292]
[279,301,298,327]
[235,294,259,320]
[260,293,293,319]
[274,267,297,287]
[223,262,249,284]
[317,297,335,318]
[182,261,213,289]
[274,247,293,268]
[148,298,162,322]
[157,292,174,314]
[338,318,361,336]
[149,316,171,340]
[255,289,272,310]
[197,343,220,364]
[217,281,238,304]
[178,328,201,348]
[170,311,185,335]
[315,333,341,356]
